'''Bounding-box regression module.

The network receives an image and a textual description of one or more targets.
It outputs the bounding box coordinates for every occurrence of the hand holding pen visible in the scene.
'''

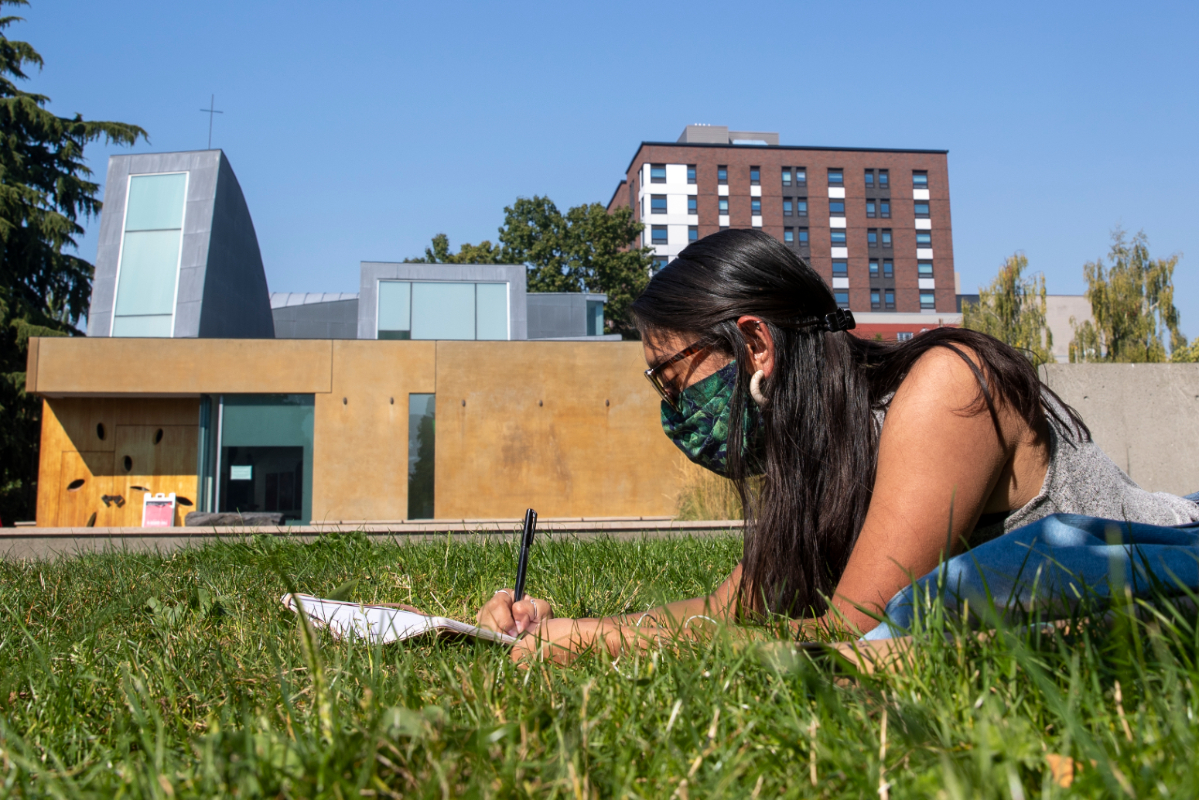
[476,508,553,637]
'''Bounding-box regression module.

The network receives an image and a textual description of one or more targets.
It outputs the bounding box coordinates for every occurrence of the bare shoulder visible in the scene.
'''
[890,345,987,413]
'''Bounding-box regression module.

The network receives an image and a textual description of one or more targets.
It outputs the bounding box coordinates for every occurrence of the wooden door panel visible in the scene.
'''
[113,425,199,526]
[57,451,116,528]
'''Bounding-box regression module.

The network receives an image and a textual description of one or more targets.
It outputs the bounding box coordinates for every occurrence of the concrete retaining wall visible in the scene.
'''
[1041,363,1199,495]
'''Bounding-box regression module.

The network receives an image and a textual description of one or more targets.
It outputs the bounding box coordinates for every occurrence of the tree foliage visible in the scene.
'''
[0,1,146,523]
[408,196,653,338]
[1069,228,1186,363]
[961,252,1053,366]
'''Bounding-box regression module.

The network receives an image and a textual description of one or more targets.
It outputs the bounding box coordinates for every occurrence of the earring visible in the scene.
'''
[750,369,768,407]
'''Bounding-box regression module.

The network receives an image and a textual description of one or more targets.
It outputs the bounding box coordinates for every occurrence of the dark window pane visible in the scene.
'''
[650,164,667,183]
[914,202,929,216]
[879,170,889,187]
[407,394,436,519]
[831,230,847,244]
[882,230,893,246]
[829,200,845,214]
[750,167,760,185]
[832,260,848,275]
[688,226,699,241]
[880,200,891,218]
[828,169,843,185]
[651,195,667,213]
[783,199,793,216]
[687,165,697,183]
[867,231,878,245]
[652,226,668,244]
[866,200,876,218]
[834,291,850,308]
[796,199,808,216]
[913,171,928,187]
[718,166,728,184]
[687,196,698,214]
[883,260,893,277]
[864,171,874,187]
[798,228,809,244]
[751,199,761,214]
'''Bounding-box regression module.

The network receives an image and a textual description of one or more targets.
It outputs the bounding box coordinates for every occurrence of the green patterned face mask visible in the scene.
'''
[660,361,765,477]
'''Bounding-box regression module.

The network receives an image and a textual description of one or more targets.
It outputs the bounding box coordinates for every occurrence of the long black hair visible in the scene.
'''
[631,229,1087,618]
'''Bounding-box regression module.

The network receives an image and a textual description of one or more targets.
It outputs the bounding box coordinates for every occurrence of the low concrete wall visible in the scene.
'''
[1041,363,1199,496]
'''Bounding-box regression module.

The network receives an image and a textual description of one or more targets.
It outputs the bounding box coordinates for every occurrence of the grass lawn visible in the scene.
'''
[2,531,1198,797]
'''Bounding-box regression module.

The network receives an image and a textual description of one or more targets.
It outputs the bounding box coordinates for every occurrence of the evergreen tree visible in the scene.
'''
[962,252,1053,366]
[0,1,146,523]
[1069,228,1185,363]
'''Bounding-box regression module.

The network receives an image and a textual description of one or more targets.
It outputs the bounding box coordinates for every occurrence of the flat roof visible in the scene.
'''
[624,141,949,175]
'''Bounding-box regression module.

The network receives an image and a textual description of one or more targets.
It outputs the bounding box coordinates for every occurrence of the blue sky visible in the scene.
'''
[22,0,1199,335]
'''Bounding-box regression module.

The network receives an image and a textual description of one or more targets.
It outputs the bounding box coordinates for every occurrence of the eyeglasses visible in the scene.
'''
[644,340,711,409]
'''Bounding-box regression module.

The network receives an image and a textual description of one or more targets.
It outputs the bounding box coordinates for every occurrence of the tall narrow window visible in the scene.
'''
[784,227,794,243]
[112,172,188,337]
[718,197,729,214]
[782,168,792,187]
[797,228,809,245]
[866,200,876,218]
[718,166,728,184]
[864,170,875,188]
[883,260,894,277]
[687,196,698,215]
[886,290,896,309]
[880,199,891,218]
[882,229,893,247]
[687,164,697,184]
[688,225,699,241]
[867,229,878,247]
[783,198,793,216]
[869,260,880,277]
[377,281,412,339]
[750,166,761,185]
[751,198,761,215]
[878,170,889,188]
[586,300,604,336]
[796,198,808,217]
[407,394,436,519]
[871,290,881,309]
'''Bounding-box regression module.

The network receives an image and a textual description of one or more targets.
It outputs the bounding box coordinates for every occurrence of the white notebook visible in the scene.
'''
[281,593,518,646]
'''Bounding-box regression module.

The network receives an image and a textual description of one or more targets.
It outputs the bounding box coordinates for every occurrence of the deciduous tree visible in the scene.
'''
[1069,229,1186,363]
[0,1,146,523]
[962,252,1053,366]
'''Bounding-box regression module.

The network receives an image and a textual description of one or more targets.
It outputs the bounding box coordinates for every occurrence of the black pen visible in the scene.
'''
[513,508,537,602]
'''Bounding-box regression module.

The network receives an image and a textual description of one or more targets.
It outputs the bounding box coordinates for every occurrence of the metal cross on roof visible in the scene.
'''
[200,94,223,149]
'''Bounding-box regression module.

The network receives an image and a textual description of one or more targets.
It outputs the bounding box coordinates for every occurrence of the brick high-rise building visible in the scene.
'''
[608,125,962,339]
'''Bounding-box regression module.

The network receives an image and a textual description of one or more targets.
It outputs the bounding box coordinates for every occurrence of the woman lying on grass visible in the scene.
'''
[477,229,1199,662]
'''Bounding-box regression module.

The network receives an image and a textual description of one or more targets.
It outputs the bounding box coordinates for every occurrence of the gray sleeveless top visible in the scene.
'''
[876,392,1199,544]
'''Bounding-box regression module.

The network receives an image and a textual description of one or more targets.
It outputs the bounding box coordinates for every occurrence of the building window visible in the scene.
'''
[718,166,728,184]
[883,260,893,277]
[828,169,844,186]
[796,198,808,217]
[751,198,761,215]
[651,225,668,244]
[652,256,669,271]
[896,331,913,341]
[915,231,931,247]
[914,201,930,218]
[782,168,792,187]
[783,198,793,216]
[650,164,666,183]
[113,172,189,337]
[797,227,809,245]
[834,291,850,309]
[867,229,878,247]
[879,170,889,188]
[918,261,933,276]
[886,291,896,310]
[871,290,881,309]
[718,197,729,214]
[750,166,760,185]
[882,229,893,247]
[407,394,436,519]
[795,168,807,186]
[651,195,667,214]
[913,171,928,188]
[586,300,605,336]
[832,260,848,276]
[687,164,697,184]
[378,280,507,341]
[880,199,891,218]
[829,199,845,215]
[687,196,698,215]
[920,292,936,309]
[869,260,880,277]
[688,225,699,241]
[784,227,794,243]
[866,200,876,218]
[831,230,847,245]
[864,170,874,188]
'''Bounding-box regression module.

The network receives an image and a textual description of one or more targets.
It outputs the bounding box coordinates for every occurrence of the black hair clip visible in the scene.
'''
[823,309,856,332]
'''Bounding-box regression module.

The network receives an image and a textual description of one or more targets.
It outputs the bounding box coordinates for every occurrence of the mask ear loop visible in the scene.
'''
[750,369,768,407]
